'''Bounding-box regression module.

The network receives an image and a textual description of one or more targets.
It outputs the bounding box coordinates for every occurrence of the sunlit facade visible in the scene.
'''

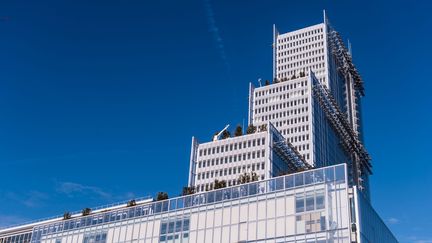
[0,165,397,243]
[188,122,309,192]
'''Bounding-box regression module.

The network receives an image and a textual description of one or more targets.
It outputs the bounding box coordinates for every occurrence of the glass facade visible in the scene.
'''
[28,164,351,243]
[354,189,398,243]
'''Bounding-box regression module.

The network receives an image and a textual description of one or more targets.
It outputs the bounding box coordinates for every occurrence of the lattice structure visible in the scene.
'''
[311,74,371,191]
[269,123,312,173]
[327,27,365,96]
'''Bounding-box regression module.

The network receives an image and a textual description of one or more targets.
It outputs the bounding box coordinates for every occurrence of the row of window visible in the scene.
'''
[265,116,309,128]
[278,28,323,44]
[257,107,309,122]
[255,97,308,111]
[278,34,324,50]
[287,133,310,144]
[159,218,190,242]
[199,139,265,157]
[277,49,324,64]
[197,162,266,181]
[278,62,325,72]
[277,42,324,57]
[295,190,325,213]
[255,81,307,97]
[0,233,32,243]
[197,150,266,169]
[83,232,107,243]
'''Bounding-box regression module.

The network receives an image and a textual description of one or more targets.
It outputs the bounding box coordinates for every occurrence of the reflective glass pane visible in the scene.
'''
[223,188,231,200]
[232,187,240,199]
[191,195,200,206]
[161,223,167,234]
[155,202,162,213]
[295,195,305,213]
[175,220,182,232]
[258,181,266,194]
[177,198,184,209]
[207,192,215,203]
[325,167,335,182]
[215,190,223,202]
[169,200,177,210]
[295,173,304,187]
[128,208,135,218]
[285,175,294,188]
[275,177,284,190]
[240,185,248,197]
[249,183,258,195]
[305,192,314,211]
[304,171,314,185]
[268,179,276,191]
[335,165,345,182]
[314,169,324,183]
[162,201,169,212]
[316,191,325,209]
[183,219,190,231]
[184,196,192,208]
[168,222,174,233]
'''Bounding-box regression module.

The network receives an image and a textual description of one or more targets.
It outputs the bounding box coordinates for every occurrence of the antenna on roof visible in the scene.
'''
[348,39,352,56]
[242,119,245,133]
[323,9,327,24]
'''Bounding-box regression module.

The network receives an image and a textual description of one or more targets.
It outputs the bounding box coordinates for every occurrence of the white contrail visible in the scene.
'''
[204,0,230,74]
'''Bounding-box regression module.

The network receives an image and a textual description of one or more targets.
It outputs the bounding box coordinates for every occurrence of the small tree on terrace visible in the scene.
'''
[234,125,243,137]
[246,124,257,134]
[221,130,231,139]
[156,192,169,201]
[82,208,91,216]
[127,199,136,207]
[182,186,195,196]
[251,171,259,182]
[214,179,227,189]
[237,171,260,184]
[63,212,72,220]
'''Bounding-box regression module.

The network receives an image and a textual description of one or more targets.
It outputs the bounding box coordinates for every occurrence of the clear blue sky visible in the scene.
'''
[1,0,431,242]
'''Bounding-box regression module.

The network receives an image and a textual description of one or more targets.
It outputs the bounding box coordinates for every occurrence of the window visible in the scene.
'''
[295,195,305,213]
[159,218,190,243]
[306,192,315,211]
[83,232,107,243]
[316,190,325,209]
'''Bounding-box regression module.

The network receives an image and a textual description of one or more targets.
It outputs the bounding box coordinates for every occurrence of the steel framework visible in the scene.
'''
[327,27,365,96]
[269,123,312,173]
[311,74,371,191]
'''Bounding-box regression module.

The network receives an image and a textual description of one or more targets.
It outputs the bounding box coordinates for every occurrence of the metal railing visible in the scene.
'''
[0,196,152,230]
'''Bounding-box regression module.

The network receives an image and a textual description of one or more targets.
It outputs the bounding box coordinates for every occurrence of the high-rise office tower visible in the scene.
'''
[272,12,364,140]
[249,12,371,198]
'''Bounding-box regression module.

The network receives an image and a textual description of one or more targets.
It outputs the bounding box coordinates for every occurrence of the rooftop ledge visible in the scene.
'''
[198,124,269,145]
[253,73,309,91]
